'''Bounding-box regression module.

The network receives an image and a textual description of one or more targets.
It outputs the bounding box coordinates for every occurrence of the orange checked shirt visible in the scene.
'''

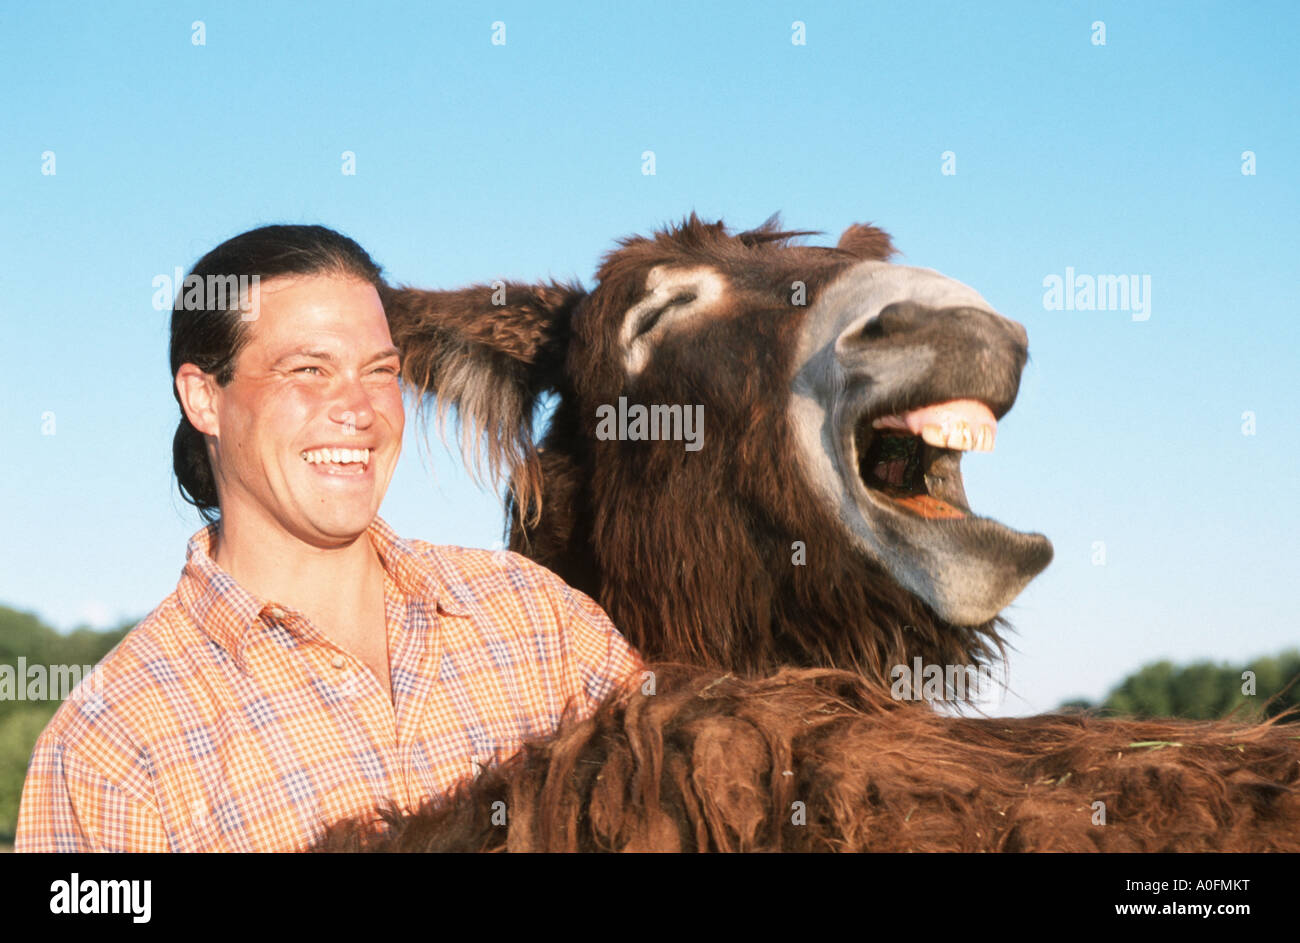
[15,516,643,852]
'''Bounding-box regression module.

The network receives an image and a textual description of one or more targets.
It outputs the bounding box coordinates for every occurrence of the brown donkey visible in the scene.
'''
[315,216,1299,851]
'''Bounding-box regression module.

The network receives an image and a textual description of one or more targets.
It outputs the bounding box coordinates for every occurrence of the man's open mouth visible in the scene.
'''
[300,447,372,475]
[851,398,994,520]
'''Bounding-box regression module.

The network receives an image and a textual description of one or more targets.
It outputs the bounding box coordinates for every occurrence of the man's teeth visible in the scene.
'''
[301,448,371,464]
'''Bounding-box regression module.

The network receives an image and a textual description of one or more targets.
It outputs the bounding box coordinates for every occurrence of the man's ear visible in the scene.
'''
[382,279,585,522]
[175,364,221,437]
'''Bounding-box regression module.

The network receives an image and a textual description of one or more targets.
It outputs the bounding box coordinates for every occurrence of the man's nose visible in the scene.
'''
[328,373,376,430]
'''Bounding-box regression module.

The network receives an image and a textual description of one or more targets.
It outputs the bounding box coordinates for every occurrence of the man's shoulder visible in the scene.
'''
[406,538,566,593]
[36,593,199,753]
[397,538,597,637]
[397,537,638,686]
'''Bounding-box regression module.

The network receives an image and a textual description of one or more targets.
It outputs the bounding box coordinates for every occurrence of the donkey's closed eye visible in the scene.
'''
[635,291,698,338]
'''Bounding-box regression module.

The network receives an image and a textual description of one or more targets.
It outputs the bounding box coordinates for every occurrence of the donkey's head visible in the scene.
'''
[386,215,1052,679]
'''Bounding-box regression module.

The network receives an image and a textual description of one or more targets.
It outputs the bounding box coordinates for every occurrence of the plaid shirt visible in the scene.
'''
[15,516,643,852]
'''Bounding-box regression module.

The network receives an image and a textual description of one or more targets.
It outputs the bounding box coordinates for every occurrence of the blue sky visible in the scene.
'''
[1,1,1296,715]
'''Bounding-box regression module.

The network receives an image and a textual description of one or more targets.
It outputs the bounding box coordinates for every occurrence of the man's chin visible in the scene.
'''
[292,505,381,546]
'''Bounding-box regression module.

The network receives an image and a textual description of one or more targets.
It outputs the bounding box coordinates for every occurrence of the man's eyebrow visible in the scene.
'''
[272,346,401,367]
[366,346,402,364]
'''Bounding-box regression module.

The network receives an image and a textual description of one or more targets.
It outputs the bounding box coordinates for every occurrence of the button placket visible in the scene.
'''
[329,651,367,700]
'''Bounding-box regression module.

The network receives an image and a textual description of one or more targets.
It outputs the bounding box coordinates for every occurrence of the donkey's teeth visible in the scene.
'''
[873,399,997,453]
[920,424,947,449]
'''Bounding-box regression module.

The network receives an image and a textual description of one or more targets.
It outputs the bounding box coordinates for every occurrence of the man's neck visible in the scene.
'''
[212,511,386,640]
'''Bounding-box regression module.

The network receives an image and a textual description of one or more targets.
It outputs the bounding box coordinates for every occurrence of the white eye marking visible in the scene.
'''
[621,265,726,375]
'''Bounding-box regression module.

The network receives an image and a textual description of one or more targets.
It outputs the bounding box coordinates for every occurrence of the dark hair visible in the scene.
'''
[169,224,386,522]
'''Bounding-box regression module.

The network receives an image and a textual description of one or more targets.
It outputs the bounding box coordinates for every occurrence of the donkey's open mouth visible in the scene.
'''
[856,430,968,519]
[852,397,998,520]
[835,386,1053,625]
[787,257,1057,626]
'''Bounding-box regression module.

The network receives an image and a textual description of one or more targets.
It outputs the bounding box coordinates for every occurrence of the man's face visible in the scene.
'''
[206,273,404,546]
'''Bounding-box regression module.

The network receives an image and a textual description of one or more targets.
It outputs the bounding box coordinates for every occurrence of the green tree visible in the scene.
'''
[0,706,58,843]
[1063,649,1300,721]
[0,604,134,842]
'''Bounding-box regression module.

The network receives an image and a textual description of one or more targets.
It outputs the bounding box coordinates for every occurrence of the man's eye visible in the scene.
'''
[294,366,322,375]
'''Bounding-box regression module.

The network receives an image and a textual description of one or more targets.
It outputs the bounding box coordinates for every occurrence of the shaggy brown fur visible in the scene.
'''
[382,215,1003,680]
[318,667,1300,852]
[314,215,1300,852]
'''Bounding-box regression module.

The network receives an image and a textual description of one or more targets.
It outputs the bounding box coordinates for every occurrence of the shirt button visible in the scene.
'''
[331,654,346,669]
[268,606,286,620]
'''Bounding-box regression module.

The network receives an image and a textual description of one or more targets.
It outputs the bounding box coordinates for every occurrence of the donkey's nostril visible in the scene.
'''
[860,319,886,340]
[872,301,929,338]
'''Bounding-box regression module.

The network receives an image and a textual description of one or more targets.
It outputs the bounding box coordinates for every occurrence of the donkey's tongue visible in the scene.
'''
[870,398,997,451]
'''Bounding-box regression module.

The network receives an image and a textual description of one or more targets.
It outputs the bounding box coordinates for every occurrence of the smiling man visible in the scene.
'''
[15,224,643,852]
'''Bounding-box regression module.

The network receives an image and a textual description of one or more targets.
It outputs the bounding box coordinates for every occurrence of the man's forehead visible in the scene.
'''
[243,275,393,355]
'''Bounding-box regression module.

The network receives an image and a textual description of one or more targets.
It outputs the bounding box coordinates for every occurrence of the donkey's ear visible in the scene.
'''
[382,280,586,521]
[836,223,895,261]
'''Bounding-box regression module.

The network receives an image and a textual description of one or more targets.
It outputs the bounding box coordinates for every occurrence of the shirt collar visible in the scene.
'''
[177,514,469,668]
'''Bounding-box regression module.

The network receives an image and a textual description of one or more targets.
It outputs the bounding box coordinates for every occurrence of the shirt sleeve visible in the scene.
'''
[556,582,646,718]
[15,736,170,853]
